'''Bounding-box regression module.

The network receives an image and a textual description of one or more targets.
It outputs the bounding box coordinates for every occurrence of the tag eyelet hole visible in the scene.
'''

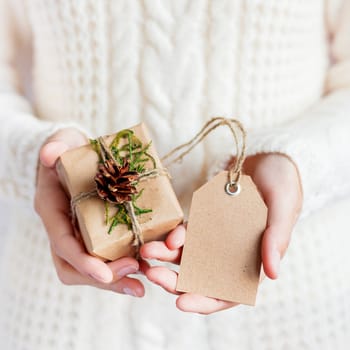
[225,182,241,196]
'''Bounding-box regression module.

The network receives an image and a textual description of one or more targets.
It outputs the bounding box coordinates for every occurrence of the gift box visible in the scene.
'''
[56,123,184,261]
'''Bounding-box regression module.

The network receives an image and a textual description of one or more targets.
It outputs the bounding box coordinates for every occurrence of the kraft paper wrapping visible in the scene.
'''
[56,123,184,261]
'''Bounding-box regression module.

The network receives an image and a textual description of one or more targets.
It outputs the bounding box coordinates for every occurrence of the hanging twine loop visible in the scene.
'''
[161,117,246,196]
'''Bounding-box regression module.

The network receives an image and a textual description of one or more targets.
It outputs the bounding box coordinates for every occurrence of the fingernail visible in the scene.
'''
[123,287,137,297]
[117,266,138,278]
[89,272,111,283]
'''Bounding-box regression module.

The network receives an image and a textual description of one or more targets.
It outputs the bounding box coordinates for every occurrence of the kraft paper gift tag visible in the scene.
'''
[161,117,268,305]
[176,171,267,305]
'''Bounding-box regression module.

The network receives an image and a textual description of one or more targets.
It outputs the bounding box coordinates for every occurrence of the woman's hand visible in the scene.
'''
[34,128,145,297]
[243,153,303,278]
[140,153,303,313]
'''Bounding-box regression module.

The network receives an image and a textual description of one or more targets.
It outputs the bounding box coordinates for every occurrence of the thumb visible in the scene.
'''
[40,128,88,168]
[261,195,294,280]
[40,141,70,168]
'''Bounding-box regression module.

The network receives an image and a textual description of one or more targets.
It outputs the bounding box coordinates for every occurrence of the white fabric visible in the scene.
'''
[0,1,349,349]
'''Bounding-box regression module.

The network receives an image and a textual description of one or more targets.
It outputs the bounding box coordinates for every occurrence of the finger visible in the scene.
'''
[52,232,114,283]
[49,207,140,284]
[47,218,113,284]
[40,141,70,168]
[53,218,140,284]
[165,224,186,250]
[106,257,140,280]
[176,294,238,315]
[51,251,144,297]
[40,128,87,168]
[262,192,295,280]
[145,266,180,295]
[140,224,186,262]
[140,241,182,263]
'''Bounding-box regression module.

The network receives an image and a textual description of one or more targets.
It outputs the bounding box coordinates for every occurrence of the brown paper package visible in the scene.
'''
[56,123,184,261]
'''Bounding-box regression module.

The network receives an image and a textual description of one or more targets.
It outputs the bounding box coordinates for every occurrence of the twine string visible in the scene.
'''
[97,136,116,163]
[70,117,246,259]
[161,117,246,185]
[124,201,144,259]
[70,189,98,226]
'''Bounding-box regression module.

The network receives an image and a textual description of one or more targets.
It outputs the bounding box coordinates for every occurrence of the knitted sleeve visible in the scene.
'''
[209,1,350,218]
[0,0,84,205]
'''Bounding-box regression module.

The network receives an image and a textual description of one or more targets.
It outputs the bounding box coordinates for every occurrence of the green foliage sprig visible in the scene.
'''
[90,129,155,234]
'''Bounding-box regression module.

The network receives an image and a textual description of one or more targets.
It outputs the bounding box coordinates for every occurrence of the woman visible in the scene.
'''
[0,1,349,349]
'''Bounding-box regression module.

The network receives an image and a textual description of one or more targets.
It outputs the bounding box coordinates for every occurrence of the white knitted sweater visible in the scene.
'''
[0,1,350,349]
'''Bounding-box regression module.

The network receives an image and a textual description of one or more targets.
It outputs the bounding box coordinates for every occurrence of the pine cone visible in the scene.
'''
[94,159,139,204]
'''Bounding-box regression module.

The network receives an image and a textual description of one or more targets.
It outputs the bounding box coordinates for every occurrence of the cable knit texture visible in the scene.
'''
[0,1,349,349]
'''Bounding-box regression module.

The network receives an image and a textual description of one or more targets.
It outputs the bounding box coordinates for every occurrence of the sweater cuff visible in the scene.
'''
[245,127,308,216]
[0,116,90,208]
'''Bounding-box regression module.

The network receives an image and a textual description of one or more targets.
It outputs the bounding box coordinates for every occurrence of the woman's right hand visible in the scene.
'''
[34,128,145,297]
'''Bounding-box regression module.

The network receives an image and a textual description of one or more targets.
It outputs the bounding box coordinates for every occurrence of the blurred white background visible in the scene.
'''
[0,199,10,257]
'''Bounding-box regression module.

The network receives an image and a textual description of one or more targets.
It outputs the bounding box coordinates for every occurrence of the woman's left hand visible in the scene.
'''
[140,153,303,314]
